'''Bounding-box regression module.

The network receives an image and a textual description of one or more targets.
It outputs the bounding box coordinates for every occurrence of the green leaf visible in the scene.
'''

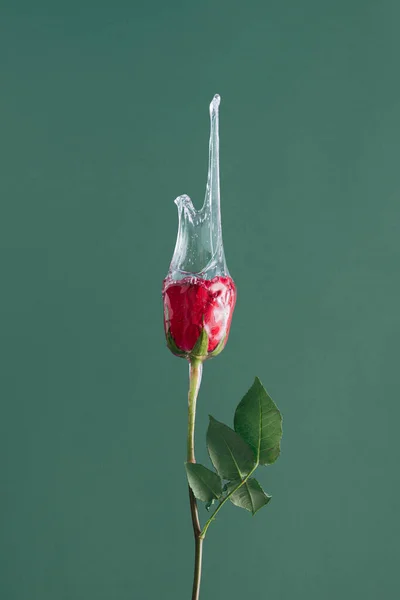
[228,477,271,515]
[166,329,186,356]
[190,327,208,358]
[185,463,222,502]
[207,333,226,358]
[234,377,283,465]
[207,416,256,480]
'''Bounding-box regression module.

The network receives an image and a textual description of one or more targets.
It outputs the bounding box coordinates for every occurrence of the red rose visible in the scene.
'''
[163,275,236,357]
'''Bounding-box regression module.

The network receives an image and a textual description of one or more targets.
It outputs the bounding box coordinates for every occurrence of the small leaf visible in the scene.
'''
[191,327,208,358]
[185,463,222,502]
[207,333,226,358]
[166,329,186,356]
[228,478,271,515]
[234,377,283,465]
[207,416,255,480]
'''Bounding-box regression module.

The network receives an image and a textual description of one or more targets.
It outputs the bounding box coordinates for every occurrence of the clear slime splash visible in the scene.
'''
[168,94,230,281]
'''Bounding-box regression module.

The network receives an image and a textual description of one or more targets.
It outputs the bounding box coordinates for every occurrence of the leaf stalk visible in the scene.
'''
[199,462,259,539]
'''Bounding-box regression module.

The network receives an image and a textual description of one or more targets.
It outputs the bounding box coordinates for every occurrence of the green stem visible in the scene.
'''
[187,359,202,463]
[187,359,204,600]
[200,463,258,539]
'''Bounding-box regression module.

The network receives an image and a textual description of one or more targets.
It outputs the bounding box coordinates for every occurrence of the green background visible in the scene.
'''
[1,1,399,598]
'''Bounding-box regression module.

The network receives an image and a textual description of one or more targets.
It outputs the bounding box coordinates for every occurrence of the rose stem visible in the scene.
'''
[187,358,203,600]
